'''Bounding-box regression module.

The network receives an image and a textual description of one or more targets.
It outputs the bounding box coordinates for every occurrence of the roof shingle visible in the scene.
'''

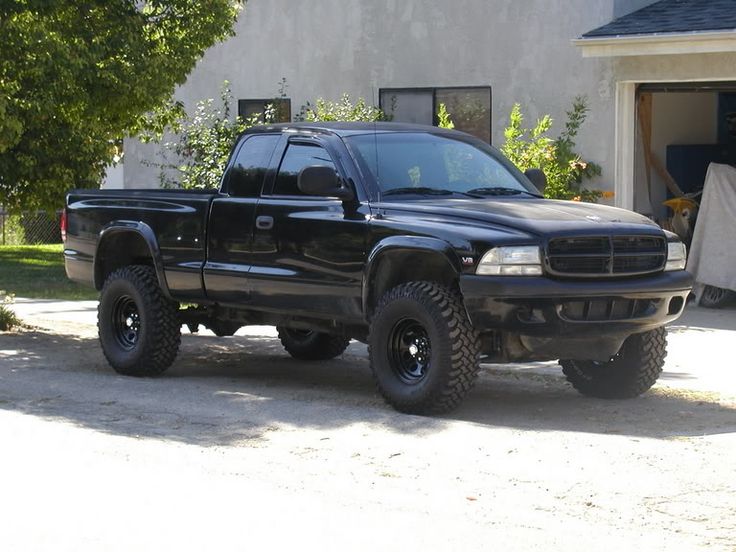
[583,0,736,38]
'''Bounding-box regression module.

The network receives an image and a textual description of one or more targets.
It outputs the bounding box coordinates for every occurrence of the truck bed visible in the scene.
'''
[64,188,218,300]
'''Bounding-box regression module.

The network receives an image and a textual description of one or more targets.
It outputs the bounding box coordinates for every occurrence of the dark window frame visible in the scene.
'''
[379,86,493,144]
[221,133,281,197]
[268,139,339,199]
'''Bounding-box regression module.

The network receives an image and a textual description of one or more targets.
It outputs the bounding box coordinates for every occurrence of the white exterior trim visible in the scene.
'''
[614,82,636,211]
[574,30,736,58]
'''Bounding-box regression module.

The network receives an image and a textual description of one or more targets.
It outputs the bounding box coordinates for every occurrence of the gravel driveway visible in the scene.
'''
[1,302,734,551]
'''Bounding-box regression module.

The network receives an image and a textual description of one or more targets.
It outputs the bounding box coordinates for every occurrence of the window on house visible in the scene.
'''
[380,87,492,143]
[238,98,292,123]
[272,143,336,197]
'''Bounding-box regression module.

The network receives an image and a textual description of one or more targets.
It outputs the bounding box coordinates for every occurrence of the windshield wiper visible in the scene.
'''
[465,187,542,198]
[383,187,459,197]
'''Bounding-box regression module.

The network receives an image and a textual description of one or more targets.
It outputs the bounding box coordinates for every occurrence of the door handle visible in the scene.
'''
[255,215,274,230]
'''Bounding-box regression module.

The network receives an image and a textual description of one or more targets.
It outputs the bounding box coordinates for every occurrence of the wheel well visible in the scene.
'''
[366,249,459,316]
[94,231,154,289]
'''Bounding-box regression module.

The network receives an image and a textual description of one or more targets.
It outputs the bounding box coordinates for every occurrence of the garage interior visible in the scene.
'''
[633,81,736,305]
[633,82,736,228]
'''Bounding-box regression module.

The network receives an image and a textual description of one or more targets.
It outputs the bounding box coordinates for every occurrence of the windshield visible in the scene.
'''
[345,132,537,199]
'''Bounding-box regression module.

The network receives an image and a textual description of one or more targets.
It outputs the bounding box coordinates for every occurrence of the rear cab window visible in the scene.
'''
[223,134,281,197]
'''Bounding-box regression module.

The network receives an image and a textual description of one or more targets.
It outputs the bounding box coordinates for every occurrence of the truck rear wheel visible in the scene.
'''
[98,265,181,376]
[368,281,480,414]
[277,327,350,360]
[559,327,667,399]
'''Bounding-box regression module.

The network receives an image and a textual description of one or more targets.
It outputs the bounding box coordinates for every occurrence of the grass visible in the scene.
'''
[0,244,98,300]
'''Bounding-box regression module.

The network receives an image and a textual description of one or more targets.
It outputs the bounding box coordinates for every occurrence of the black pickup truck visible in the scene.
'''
[64,122,692,413]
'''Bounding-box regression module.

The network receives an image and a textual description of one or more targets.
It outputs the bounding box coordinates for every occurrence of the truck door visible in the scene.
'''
[247,135,368,322]
[203,133,282,303]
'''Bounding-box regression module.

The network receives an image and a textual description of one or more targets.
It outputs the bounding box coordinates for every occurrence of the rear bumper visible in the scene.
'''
[460,270,693,339]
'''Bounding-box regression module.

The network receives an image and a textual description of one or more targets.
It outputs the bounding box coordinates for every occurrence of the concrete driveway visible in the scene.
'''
[1,299,735,551]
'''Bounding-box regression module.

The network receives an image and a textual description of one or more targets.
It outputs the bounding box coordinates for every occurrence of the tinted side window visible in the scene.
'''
[227,134,280,197]
[273,143,336,196]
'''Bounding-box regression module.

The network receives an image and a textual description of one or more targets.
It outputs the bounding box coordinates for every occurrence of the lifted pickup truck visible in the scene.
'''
[64,122,692,414]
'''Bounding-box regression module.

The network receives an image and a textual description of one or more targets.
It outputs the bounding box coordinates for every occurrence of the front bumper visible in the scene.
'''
[460,269,693,340]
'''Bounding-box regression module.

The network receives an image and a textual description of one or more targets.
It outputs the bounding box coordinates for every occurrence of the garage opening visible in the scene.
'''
[633,81,736,307]
[633,81,736,225]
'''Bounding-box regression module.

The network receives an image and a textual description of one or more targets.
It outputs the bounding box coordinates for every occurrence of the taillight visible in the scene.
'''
[60,209,67,242]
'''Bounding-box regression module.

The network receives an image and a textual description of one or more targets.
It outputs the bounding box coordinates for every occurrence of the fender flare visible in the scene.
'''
[94,220,172,299]
[362,236,463,315]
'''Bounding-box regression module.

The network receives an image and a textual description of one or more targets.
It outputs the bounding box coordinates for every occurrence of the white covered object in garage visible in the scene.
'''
[686,162,736,297]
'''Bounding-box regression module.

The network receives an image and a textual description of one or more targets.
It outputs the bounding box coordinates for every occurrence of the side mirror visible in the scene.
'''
[524,168,547,194]
[297,166,354,200]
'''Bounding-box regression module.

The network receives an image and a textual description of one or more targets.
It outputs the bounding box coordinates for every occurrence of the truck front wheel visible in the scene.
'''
[98,265,181,376]
[277,327,350,360]
[559,327,667,399]
[368,281,480,414]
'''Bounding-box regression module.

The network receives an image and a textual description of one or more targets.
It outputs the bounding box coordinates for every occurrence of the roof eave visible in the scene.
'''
[573,29,736,58]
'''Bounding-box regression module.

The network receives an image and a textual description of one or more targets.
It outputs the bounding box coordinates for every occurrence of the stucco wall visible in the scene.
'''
[615,52,736,84]
[123,0,621,192]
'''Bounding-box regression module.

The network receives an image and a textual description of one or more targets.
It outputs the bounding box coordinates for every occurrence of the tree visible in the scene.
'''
[501,97,602,202]
[0,0,243,213]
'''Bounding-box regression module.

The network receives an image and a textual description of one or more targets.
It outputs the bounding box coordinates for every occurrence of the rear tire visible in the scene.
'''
[560,327,667,399]
[277,327,350,360]
[700,285,736,308]
[98,265,181,376]
[368,281,480,414]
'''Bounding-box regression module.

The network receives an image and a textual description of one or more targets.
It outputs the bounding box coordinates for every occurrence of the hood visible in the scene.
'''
[376,197,661,237]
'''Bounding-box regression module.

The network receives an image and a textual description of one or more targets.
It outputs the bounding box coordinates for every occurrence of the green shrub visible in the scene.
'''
[0,292,20,331]
[147,82,277,190]
[501,96,602,202]
[437,103,455,129]
[1,214,25,245]
[149,86,386,189]
[299,94,386,122]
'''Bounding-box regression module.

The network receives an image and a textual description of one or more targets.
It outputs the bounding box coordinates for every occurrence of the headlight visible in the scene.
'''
[476,246,543,276]
[665,241,687,271]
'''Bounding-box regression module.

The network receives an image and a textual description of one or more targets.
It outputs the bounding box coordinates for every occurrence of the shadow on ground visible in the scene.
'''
[0,329,734,447]
[670,304,736,332]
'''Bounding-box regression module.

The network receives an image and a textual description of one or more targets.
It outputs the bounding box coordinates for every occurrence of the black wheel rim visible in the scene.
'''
[388,318,431,384]
[112,295,141,350]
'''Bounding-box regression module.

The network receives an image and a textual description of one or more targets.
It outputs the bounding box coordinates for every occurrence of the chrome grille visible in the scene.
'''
[546,235,666,277]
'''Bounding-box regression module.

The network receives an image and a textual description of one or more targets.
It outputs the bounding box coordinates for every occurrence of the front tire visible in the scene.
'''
[560,327,667,399]
[277,327,350,360]
[98,265,181,376]
[368,281,480,415]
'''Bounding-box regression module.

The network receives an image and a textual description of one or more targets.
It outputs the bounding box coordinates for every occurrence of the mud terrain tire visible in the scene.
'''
[98,265,181,376]
[368,281,480,414]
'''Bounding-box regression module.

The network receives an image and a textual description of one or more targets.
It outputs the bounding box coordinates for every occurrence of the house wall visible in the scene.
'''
[123,0,624,193]
[615,52,736,83]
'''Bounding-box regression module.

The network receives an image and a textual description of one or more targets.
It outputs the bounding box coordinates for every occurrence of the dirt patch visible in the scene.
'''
[1,323,735,550]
